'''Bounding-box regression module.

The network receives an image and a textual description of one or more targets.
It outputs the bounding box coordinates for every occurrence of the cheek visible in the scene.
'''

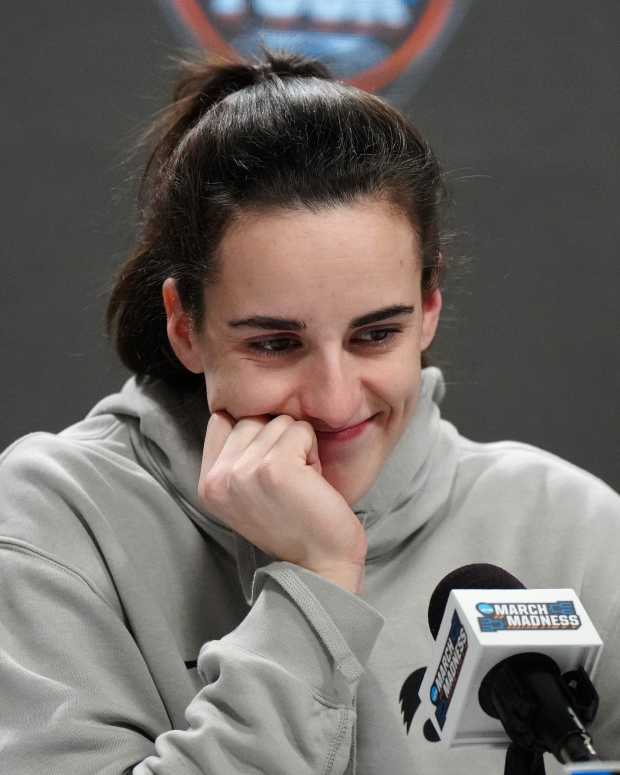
[205,365,289,418]
[380,358,422,428]
[384,349,420,397]
[204,363,246,415]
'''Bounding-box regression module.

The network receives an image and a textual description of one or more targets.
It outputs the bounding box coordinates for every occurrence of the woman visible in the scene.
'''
[0,48,618,774]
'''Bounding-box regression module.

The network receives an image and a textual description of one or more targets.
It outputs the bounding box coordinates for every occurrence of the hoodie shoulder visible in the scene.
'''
[1,412,136,464]
[0,411,148,532]
[0,414,146,611]
[453,432,620,523]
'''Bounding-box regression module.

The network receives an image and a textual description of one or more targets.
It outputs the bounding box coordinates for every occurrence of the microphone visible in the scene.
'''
[404,564,604,766]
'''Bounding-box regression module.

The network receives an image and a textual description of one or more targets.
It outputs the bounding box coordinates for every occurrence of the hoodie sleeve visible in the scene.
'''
[0,540,384,775]
[136,562,384,775]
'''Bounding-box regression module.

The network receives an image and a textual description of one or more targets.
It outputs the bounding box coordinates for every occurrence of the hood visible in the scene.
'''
[87,367,457,604]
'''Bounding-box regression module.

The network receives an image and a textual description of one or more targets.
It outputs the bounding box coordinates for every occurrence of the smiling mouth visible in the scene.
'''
[316,417,373,433]
[314,414,378,442]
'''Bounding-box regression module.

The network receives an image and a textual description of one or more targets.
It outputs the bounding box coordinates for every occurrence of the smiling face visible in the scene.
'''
[163,196,442,506]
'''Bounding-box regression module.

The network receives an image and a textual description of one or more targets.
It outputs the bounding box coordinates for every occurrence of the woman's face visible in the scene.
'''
[164,197,442,506]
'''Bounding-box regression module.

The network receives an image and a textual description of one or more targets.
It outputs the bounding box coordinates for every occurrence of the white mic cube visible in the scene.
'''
[418,588,603,748]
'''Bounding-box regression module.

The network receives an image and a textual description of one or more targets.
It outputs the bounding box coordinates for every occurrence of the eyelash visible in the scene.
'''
[247,327,403,359]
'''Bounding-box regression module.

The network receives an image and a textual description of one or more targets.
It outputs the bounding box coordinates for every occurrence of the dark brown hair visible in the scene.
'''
[105,47,448,393]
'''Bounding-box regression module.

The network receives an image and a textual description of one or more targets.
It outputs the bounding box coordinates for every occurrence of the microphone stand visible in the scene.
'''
[477,657,600,775]
[505,744,546,775]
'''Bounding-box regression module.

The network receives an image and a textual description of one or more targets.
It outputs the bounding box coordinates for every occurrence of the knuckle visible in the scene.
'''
[227,462,250,492]
[255,456,282,487]
[198,469,228,501]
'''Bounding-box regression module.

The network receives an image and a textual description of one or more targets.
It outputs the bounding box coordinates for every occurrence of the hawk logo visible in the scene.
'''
[399,666,440,743]
[477,601,582,632]
[160,0,469,98]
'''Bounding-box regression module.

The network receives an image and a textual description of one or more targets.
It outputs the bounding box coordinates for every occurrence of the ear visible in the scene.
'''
[162,278,204,374]
[420,288,442,352]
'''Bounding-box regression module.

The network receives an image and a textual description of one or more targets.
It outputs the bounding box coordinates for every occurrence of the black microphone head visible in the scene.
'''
[428,563,525,639]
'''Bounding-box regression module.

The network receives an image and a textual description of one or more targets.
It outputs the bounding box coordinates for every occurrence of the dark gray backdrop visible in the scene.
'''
[2,2,618,492]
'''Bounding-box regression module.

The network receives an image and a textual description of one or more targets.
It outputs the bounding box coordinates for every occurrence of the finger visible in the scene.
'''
[201,410,236,478]
[217,414,298,474]
[279,420,322,475]
[204,414,322,480]
[202,412,279,478]
[242,418,322,476]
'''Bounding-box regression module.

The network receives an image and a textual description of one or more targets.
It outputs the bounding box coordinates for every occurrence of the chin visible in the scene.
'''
[320,439,385,506]
[327,473,373,508]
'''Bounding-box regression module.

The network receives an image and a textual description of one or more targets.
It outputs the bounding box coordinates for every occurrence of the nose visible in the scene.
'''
[295,347,365,432]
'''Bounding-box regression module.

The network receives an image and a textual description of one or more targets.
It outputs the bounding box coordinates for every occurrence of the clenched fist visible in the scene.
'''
[197,411,368,594]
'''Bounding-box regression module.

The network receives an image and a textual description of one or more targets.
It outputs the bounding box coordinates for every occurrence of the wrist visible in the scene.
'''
[301,528,368,594]
[308,561,366,595]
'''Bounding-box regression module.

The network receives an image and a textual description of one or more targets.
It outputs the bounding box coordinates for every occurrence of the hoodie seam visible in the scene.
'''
[256,567,365,685]
[0,538,123,617]
[323,707,352,775]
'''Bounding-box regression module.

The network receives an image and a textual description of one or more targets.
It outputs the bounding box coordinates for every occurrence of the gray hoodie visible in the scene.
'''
[1,367,619,774]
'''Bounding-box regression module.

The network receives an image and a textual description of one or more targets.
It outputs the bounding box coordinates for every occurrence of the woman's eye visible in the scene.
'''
[247,327,402,359]
[248,338,295,357]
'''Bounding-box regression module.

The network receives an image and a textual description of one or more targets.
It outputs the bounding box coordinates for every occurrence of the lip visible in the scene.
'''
[315,415,376,443]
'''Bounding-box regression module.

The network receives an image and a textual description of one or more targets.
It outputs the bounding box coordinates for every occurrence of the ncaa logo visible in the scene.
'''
[159,0,469,102]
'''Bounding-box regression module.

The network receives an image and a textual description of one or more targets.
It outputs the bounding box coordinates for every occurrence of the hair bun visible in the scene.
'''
[252,48,332,81]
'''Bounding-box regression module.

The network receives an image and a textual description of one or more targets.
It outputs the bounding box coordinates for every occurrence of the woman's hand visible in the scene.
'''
[197,411,368,593]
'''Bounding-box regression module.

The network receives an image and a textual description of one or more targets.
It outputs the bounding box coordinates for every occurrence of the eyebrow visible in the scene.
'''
[227,304,415,332]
